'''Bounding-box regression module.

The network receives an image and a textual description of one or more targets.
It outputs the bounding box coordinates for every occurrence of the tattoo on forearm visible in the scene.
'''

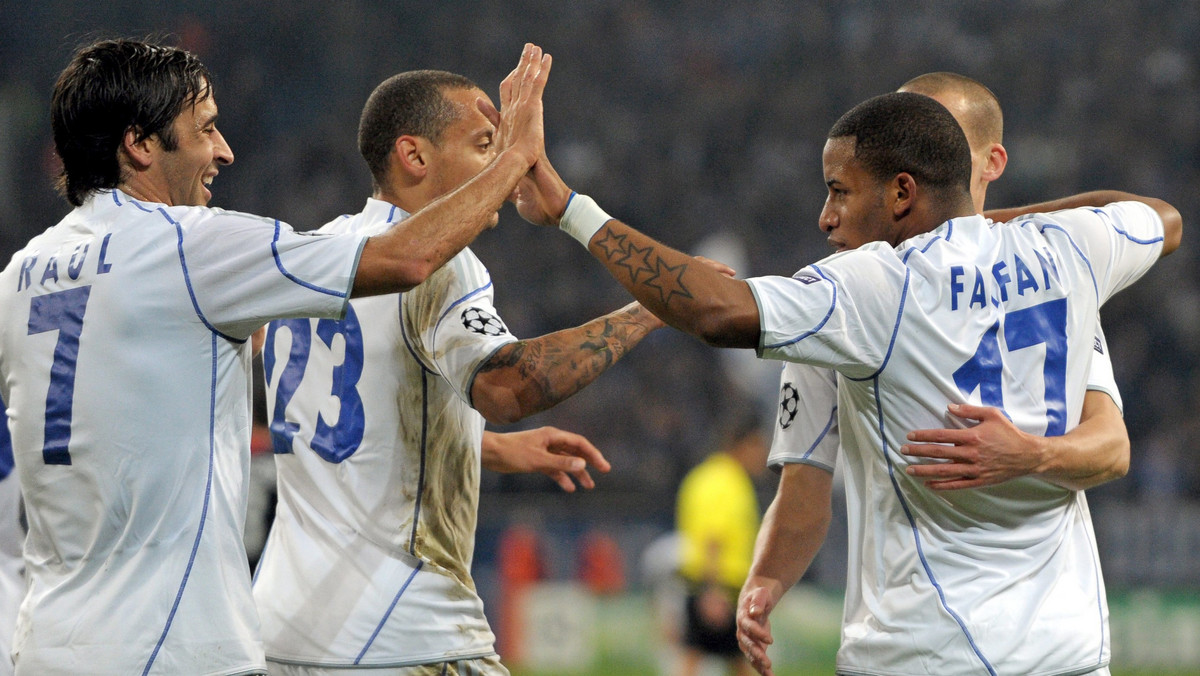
[594,226,693,307]
[478,306,653,412]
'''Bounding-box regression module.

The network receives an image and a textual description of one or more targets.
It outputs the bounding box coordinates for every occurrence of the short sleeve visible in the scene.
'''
[178,210,366,340]
[1045,201,1164,304]
[768,361,838,473]
[1084,318,1123,413]
[747,249,906,379]
[401,249,517,405]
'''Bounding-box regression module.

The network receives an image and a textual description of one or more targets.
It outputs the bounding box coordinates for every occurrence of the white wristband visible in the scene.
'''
[559,193,613,247]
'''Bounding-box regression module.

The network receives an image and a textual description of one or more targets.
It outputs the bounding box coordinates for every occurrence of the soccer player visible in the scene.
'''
[760,75,1132,668]
[251,69,664,675]
[771,74,1128,500]
[528,92,1180,675]
[0,39,551,675]
[0,409,20,676]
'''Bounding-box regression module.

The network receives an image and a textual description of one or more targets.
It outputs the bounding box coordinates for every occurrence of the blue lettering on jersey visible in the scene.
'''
[97,233,114,274]
[951,251,1059,311]
[39,256,59,286]
[1014,255,1039,295]
[970,270,986,309]
[68,244,89,280]
[950,266,965,310]
[17,234,114,293]
[991,260,1011,302]
[17,256,36,291]
[1034,247,1060,288]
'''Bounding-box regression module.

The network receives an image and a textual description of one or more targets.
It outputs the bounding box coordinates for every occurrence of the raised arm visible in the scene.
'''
[984,190,1181,256]
[352,44,551,297]
[736,463,833,676]
[470,301,664,424]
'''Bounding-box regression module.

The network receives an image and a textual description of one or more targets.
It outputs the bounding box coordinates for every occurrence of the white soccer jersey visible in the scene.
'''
[747,203,1163,676]
[254,198,518,668]
[0,190,364,675]
[0,415,21,676]
[768,321,1123,472]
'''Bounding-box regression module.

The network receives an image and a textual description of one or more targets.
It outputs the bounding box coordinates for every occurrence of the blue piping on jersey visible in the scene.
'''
[1089,207,1164,245]
[762,265,838,350]
[1081,500,1108,665]
[437,279,494,326]
[409,372,430,555]
[845,268,911,383]
[1038,223,1100,302]
[270,220,353,298]
[900,220,953,265]
[398,295,437,375]
[873,378,998,676]
[427,278,496,361]
[355,560,424,664]
[800,405,838,460]
[143,333,218,675]
[160,210,245,343]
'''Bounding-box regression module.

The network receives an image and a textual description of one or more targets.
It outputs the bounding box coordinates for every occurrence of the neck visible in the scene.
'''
[373,185,427,214]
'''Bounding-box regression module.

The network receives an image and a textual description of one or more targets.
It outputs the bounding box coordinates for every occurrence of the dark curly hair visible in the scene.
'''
[828,91,971,197]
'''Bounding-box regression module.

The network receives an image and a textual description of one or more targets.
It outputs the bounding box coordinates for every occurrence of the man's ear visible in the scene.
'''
[891,173,916,220]
[121,128,155,170]
[393,135,429,179]
[981,142,1008,182]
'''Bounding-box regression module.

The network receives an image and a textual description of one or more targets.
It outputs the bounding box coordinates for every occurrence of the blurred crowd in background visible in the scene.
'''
[2,0,1198,591]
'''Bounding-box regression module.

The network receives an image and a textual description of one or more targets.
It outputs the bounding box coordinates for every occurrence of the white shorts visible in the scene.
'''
[266,656,509,676]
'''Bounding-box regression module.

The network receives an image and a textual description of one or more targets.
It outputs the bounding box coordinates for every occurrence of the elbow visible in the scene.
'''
[1157,201,1183,256]
[390,258,438,292]
[476,402,523,426]
[1110,439,1131,481]
[691,311,760,350]
[470,377,527,425]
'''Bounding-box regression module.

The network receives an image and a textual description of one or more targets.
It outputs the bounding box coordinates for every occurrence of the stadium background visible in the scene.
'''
[1,1,1197,674]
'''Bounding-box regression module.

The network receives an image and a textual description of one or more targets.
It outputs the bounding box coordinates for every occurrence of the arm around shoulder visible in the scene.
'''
[985,190,1181,257]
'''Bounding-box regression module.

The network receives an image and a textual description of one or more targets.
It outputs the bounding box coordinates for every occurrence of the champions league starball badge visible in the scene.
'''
[779,381,799,428]
[461,307,508,336]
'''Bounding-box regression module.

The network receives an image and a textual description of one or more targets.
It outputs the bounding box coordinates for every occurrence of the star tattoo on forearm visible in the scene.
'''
[594,224,693,307]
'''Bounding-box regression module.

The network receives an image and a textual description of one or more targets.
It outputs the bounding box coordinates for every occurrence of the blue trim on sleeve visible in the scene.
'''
[846,267,910,383]
[873,378,998,676]
[143,334,219,675]
[355,560,425,664]
[762,265,838,350]
[800,405,838,460]
[270,220,354,298]
[437,278,494,326]
[1090,207,1163,245]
